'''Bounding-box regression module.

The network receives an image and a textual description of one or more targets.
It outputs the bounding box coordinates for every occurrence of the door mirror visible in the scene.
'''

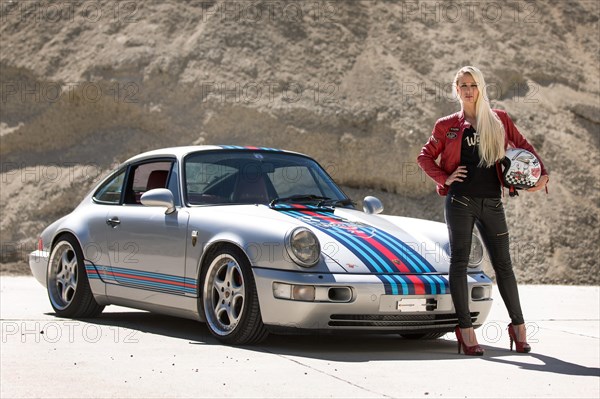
[141,189,176,214]
[363,196,384,215]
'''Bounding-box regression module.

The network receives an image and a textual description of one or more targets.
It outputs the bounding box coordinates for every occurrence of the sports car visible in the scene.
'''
[29,145,493,344]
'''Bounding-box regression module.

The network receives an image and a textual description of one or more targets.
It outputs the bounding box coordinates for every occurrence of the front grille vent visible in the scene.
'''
[328,312,479,328]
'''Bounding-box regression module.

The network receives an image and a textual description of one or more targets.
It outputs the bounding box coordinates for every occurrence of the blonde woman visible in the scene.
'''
[417,66,549,355]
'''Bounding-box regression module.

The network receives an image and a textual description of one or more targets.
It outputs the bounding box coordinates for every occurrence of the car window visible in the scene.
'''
[268,166,322,198]
[186,162,238,194]
[124,161,173,205]
[93,169,126,204]
[184,151,348,205]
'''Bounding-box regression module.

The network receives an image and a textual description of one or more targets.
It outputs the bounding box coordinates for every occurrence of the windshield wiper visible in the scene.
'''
[317,198,355,207]
[270,195,355,208]
[270,195,331,206]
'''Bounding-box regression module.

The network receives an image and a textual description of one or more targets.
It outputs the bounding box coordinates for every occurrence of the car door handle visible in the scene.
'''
[106,217,121,227]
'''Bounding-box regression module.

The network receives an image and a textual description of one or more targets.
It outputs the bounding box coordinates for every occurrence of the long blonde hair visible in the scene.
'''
[453,66,505,167]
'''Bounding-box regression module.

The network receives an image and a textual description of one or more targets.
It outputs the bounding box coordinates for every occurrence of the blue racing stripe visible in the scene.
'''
[282,211,386,271]
[380,274,398,295]
[218,145,283,152]
[420,274,438,295]
[285,210,395,274]
[389,274,410,295]
[286,210,398,273]
[108,265,193,284]
[85,265,101,279]
[317,210,436,273]
[110,276,193,293]
[371,227,436,273]
[363,229,424,273]
[286,209,436,274]
[283,210,400,294]
[399,275,416,295]
[430,274,449,294]
[377,274,452,296]
[85,264,197,295]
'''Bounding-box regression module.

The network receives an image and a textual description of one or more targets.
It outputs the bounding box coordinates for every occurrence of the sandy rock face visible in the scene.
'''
[1,1,598,284]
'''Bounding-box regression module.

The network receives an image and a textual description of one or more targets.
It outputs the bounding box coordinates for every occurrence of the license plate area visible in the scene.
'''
[397,298,427,312]
[380,296,439,312]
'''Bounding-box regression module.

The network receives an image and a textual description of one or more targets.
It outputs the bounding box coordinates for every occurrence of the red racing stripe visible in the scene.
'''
[404,275,426,295]
[98,268,195,289]
[355,232,411,273]
[109,272,191,288]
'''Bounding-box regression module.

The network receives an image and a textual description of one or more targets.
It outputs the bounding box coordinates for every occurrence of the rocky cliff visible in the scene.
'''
[1,0,598,283]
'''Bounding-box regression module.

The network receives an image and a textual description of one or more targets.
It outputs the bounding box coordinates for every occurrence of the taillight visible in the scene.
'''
[37,237,43,251]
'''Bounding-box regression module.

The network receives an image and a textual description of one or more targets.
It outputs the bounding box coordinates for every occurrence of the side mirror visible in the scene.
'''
[141,188,176,215]
[363,196,384,215]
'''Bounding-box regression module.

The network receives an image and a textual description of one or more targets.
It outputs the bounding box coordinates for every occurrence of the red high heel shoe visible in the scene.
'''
[508,323,531,353]
[454,326,484,356]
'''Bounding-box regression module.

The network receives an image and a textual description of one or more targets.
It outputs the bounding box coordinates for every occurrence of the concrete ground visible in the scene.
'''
[1,276,598,398]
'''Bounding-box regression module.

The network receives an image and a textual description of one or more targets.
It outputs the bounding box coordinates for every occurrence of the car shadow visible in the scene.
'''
[53,310,599,378]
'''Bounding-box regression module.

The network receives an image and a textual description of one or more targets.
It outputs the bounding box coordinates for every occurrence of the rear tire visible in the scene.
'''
[47,235,104,318]
[200,246,268,345]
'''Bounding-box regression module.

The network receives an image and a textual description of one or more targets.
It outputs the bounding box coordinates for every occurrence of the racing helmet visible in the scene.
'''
[501,148,541,194]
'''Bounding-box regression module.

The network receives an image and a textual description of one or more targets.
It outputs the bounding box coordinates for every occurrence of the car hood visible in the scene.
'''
[268,204,451,275]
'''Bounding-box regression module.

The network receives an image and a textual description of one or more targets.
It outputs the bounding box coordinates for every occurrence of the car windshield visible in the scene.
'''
[184,151,351,206]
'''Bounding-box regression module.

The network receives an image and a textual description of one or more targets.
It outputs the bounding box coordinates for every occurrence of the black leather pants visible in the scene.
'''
[445,195,525,328]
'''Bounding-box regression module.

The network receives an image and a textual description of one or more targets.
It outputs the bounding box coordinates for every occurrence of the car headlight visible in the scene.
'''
[286,227,320,267]
[468,233,484,267]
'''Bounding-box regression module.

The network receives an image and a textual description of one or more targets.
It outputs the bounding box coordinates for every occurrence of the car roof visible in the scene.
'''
[124,145,306,164]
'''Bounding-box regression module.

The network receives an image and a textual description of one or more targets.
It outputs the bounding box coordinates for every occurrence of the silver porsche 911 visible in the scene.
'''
[29,145,493,344]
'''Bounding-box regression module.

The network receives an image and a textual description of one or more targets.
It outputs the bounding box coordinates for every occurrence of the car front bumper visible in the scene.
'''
[29,250,49,287]
[253,268,493,333]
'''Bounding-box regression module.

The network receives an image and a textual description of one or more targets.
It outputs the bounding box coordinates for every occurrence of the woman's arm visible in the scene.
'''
[497,110,549,177]
[417,122,449,187]
[496,110,550,192]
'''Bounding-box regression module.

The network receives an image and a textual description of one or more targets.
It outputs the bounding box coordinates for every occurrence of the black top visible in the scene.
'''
[448,126,501,198]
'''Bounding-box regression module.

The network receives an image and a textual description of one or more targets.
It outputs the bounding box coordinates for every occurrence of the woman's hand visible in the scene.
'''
[527,175,549,192]
[445,166,467,186]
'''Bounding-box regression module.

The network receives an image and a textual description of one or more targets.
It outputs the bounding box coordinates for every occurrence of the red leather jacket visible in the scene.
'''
[417,109,548,196]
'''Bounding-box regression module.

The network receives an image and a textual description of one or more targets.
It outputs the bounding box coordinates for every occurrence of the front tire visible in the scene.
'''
[47,235,104,318]
[200,246,268,345]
